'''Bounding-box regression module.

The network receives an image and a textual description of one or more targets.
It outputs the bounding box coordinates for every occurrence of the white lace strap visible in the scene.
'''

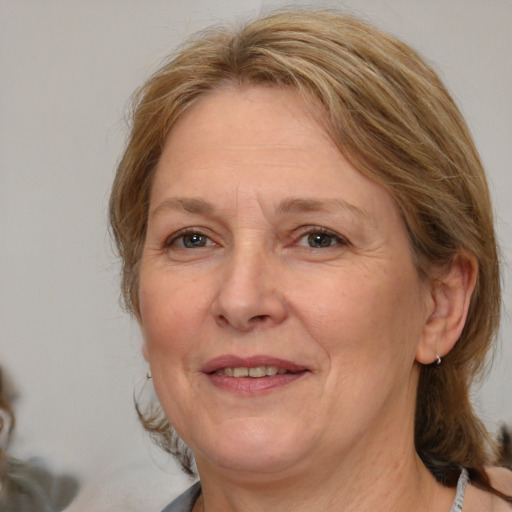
[449,468,469,512]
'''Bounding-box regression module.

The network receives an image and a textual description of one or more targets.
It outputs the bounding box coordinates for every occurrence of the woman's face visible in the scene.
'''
[139,86,433,478]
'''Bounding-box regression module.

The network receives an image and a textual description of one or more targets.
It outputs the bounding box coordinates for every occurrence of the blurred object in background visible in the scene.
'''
[497,424,512,468]
[0,366,79,511]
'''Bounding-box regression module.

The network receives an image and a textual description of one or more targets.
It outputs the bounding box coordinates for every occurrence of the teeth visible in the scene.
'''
[215,365,289,378]
[266,366,278,376]
[248,366,266,378]
[233,367,249,378]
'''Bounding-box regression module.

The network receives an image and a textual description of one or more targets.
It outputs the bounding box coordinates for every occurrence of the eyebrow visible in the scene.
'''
[276,197,367,220]
[150,196,367,220]
[150,197,215,218]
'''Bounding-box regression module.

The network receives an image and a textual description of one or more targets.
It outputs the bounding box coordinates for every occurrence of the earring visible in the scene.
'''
[146,370,152,380]
[435,353,442,366]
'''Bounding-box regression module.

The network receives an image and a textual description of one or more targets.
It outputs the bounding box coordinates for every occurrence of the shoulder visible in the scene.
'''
[463,467,512,512]
[488,466,512,511]
[161,482,201,512]
[486,466,512,498]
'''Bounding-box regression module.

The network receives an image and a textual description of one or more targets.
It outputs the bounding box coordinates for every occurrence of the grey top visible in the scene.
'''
[161,482,201,512]
[161,469,469,512]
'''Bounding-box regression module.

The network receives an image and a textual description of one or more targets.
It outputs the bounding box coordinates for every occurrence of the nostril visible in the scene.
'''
[251,315,268,322]
[216,314,230,327]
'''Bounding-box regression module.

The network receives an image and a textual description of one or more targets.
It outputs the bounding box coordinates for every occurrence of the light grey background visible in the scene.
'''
[1,1,511,510]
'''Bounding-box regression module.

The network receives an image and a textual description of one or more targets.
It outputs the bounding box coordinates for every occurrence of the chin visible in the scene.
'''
[192,418,313,476]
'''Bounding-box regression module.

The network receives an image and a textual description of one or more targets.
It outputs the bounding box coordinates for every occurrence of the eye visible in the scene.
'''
[165,231,215,249]
[296,228,347,249]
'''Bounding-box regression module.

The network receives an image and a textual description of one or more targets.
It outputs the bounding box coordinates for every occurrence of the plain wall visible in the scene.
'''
[1,0,511,510]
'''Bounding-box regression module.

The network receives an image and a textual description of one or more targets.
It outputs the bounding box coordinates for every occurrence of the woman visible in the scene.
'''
[109,9,512,512]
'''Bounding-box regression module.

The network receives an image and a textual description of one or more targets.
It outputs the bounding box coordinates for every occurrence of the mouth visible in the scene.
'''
[202,355,307,375]
[213,365,294,378]
[202,356,309,394]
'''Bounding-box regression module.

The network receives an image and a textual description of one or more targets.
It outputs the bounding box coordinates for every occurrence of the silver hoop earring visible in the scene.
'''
[435,353,442,366]
[146,370,152,380]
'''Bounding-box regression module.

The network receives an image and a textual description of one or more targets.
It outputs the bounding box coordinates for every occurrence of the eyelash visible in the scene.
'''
[295,227,349,249]
[164,228,216,250]
[164,226,348,251]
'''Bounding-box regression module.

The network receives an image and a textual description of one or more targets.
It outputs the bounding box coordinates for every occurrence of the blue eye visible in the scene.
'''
[181,233,209,248]
[307,232,337,248]
[166,231,214,249]
[297,229,346,248]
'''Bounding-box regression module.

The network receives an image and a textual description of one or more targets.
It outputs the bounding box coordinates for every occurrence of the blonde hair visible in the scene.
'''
[110,9,501,486]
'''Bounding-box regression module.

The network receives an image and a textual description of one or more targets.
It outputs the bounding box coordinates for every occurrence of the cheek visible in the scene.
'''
[138,274,207,425]
[313,272,425,419]
[305,268,426,365]
[138,273,205,360]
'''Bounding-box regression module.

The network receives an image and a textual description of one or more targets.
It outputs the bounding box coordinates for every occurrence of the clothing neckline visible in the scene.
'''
[449,468,469,512]
[162,468,470,512]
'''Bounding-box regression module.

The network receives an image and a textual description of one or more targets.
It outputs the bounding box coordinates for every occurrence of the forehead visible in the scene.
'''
[158,84,332,167]
[155,87,329,185]
[150,85,398,223]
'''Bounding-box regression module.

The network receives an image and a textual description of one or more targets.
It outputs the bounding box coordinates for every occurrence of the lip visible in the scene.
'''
[201,355,308,374]
[201,355,310,396]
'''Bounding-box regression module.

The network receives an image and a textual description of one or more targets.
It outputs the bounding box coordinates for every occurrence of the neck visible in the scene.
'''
[195,438,455,512]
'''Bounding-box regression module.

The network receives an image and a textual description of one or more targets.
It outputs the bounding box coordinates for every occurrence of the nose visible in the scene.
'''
[212,246,287,331]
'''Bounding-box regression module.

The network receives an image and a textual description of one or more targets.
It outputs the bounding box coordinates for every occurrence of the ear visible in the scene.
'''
[135,295,150,362]
[142,339,150,362]
[415,251,478,365]
[139,320,150,363]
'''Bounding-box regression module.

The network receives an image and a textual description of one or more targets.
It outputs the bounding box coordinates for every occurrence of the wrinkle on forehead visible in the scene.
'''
[149,194,372,229]
[150,85,393,234]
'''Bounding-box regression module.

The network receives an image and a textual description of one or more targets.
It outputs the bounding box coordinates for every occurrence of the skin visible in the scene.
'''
[138,86,478,512]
